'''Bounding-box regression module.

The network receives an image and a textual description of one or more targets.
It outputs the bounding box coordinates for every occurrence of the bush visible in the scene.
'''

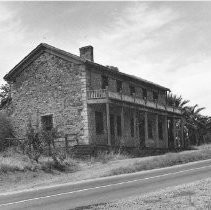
[0,112,13,151]
[0,147,80,174]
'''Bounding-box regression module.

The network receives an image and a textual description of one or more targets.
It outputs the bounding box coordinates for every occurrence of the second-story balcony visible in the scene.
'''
[86,89,182,115]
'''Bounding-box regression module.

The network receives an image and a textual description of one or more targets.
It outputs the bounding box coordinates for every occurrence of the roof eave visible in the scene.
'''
[4,43,85,82]
[85,60,170,91]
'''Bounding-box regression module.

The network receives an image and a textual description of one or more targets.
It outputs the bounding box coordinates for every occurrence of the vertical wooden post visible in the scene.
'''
[121,106,124,146]
[144,112,148,146]
[155,114,159,148]
[106,102,111,146]
[181,118,184,149]
[164,115,168,149]
[105,86,111,146]
[172,118,177,149]
[65,134,68,155]
[133,109,137,145]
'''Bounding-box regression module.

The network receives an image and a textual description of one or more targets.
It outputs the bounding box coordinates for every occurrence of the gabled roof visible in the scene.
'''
[85,61,170,91]
[4,43,170,91]
[3,43,85,81]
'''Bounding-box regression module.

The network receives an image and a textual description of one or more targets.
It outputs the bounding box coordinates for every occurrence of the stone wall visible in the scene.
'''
[86,67,167,104]
[9,51,88,144]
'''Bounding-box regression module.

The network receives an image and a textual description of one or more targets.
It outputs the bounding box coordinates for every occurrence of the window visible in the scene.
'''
[116,80,122,93]
[148,119,153,139]
[143,88,147,99]
[110,114,115,135]
[101,75,108,89]
[117,115,122,136]
[95,111,104,134]
[130,117,134,137]
[129,85,135,96]
[158,118,163,140]
[153,91,158,101]
[41,115,53,131]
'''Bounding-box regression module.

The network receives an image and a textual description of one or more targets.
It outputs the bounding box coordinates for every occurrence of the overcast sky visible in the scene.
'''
[0,1,211,115]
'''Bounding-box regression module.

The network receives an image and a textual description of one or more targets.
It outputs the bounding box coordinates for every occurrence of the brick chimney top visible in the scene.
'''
[79,45,94,62]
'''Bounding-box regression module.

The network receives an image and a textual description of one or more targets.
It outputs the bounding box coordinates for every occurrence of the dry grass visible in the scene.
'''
[91,151,130,164]
[1,144,211,194]
[0,147,80,174]
[108,144,211,176]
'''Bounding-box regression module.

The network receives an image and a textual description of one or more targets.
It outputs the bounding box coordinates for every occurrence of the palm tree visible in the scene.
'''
[167,93,209,146]
[167,93,190,108]
[183,105,209,145]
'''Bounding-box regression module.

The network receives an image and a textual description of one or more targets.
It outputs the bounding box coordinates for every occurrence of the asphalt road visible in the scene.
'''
[0,159,211,210]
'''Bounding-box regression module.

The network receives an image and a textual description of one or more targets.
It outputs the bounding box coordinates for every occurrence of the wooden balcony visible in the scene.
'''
[87,89,182,115]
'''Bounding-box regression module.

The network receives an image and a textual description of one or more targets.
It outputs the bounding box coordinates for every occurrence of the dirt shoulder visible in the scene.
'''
[86,178,211,210]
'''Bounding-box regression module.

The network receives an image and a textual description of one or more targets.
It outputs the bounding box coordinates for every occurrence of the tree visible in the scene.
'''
[167,93,210,146]
[167,93,189,108]
[183,105,209,145]
[0,83,11,109]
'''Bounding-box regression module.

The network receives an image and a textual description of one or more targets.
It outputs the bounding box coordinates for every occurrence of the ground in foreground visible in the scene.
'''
[85,178,211,210]
[1,144,211,194]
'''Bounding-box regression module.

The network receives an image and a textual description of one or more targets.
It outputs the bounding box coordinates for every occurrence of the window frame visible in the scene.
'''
[95,111,104,135]
[130,116,135,137]
[101,75,108,89]
[129,85,135,96]
[41,114,53,131]
[148,118,153,139]
[117,115,122,137]
[158,117,163,140]
[116,80,122,93]
[153,91,158,101]
[110,114,115,136]
[142,88,147,99]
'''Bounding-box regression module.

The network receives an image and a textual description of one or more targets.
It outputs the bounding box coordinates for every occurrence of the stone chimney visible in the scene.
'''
[79,46,94,62]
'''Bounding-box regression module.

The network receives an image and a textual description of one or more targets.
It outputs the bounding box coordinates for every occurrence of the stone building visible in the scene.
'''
[4,43,184,149]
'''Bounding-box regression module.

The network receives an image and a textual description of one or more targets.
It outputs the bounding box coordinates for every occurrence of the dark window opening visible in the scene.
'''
[117,115,122,136]
[148,119,153,139]
[158,119,163,140]
[95,111,104,134]
[130,117,134,137]
[143,88,147,99]
[129,85,135,96]
[101,75,108,89]
[116,80,122,93]
[110,114,115,136]
[41,115,53,131]
[153,91,158,101]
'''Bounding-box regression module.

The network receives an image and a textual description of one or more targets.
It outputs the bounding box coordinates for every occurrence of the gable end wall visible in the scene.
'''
[9,51,89,144]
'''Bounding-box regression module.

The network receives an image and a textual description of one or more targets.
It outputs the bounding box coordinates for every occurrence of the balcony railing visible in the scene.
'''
[87,89,182,115]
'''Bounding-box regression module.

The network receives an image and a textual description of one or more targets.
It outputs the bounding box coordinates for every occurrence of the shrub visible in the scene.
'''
[0,112,13,151]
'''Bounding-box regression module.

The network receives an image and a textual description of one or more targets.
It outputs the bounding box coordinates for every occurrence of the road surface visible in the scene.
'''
[0,159,211,210]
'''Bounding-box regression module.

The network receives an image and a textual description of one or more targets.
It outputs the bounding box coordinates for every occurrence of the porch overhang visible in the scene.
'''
[87,89,182,116]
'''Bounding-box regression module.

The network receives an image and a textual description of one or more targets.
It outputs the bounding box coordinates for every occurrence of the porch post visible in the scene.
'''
[181,117,184,148]
[144,112,148,145]
[134,110,136,138]
[106,102,111,146]
[155,114,159,148]
[172,118,177,149]
[121,106,124,146]
[163,115,168,148]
